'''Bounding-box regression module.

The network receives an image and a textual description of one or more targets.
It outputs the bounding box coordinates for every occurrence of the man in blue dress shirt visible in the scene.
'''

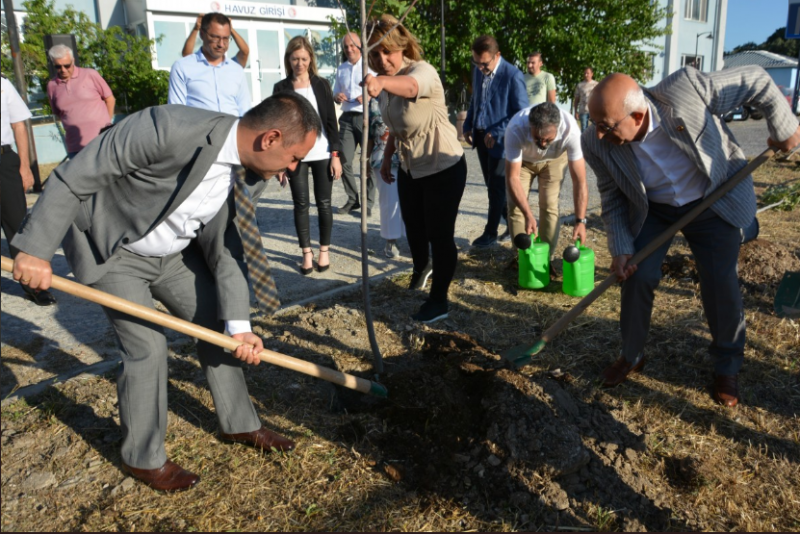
[168,13,251,117]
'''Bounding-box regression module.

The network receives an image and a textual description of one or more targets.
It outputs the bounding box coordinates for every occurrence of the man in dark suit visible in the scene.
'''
[11,93,321,491]
[463,35,529,248]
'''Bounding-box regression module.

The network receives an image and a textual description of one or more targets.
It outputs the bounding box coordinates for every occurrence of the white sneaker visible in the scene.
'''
[384,240,399,258]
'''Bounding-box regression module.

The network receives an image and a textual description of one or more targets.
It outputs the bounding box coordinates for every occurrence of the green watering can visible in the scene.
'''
[515,233,550,289]
[562,239,595,297]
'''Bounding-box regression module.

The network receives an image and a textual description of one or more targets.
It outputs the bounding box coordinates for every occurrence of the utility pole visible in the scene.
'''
[3,0,42,192]
[440,0,446,90]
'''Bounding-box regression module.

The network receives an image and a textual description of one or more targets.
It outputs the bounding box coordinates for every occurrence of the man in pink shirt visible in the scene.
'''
[47,45,115,158]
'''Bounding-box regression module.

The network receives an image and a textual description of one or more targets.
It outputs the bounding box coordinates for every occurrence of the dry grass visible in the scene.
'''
[2,159,799,532]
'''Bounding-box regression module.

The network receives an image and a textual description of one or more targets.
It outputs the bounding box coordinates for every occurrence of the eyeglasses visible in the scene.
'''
[596,112,633,135]
[205,33,230,44]
[471,54,497,69]
[54,63,73,70]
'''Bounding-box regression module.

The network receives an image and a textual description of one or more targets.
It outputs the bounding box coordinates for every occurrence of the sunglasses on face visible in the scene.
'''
[55,64,73,70]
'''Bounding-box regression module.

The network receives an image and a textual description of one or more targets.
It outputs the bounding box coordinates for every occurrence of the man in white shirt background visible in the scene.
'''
[505,102,588,262]
[333,32,376,216]
[1,75,56,305]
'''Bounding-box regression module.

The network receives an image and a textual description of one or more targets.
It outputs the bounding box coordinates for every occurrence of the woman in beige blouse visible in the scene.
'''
[364,14,467,323]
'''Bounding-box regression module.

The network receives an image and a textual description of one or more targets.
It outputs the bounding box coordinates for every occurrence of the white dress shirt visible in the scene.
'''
[294,85,330,162]
[124,120,251,334]
[1,77,32,146]
[333,59,375,113]
[630,107,707,206]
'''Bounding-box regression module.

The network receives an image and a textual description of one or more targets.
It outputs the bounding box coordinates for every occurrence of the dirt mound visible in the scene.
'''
[336,331,675,529]
[737,239,800,287]
[661,239,799,289]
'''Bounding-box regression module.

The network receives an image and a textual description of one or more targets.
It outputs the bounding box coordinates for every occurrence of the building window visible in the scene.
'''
[682,54,703,70]
[684,0,708,22]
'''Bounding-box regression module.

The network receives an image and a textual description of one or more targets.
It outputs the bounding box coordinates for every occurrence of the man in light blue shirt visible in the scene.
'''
[168,13,251,117]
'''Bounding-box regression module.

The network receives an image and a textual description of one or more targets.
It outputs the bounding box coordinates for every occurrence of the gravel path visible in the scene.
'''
[0,118,773,401]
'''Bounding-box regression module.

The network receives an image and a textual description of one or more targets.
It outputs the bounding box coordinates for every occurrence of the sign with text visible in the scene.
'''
[788,0,800,39]
[146,0,341,24]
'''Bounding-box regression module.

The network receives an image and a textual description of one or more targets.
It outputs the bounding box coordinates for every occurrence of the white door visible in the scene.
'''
[251,24,285,103]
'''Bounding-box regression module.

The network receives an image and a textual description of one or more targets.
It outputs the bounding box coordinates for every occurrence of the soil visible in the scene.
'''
[2,157,799,531]
[662,238,800,290]
[333,330,674,529]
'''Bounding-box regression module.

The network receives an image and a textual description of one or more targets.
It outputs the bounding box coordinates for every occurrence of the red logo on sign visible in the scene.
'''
[210,1,220,11]
[288,7,297,17]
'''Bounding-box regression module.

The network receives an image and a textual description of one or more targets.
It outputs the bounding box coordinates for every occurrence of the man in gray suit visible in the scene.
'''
[582,67,799,407]
[10,93,321,491]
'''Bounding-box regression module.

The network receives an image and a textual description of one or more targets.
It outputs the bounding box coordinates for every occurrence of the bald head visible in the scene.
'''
[589,73,649,145]
[343,32,361,63]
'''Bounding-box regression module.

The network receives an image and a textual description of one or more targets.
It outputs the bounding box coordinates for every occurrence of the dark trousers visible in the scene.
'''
[621,200,745,375]
[339,112,374,208]
[288,158,333,249]
[397,156,467,303]
[473,130,507,236]
[0,148,28,258]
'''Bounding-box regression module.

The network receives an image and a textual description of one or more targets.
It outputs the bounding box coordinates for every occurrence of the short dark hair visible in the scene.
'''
[528,51,543,61]
[241,92,321,147]
[528,102,561,131]
[201,13,231,32]
[471,35,499,55]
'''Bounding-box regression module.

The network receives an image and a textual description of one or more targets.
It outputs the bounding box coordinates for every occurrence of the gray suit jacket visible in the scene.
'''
[11,105,268,321]
[581,66,799,257]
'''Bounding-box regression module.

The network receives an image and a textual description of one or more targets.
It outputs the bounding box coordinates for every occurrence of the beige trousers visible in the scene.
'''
[507,151,568,255]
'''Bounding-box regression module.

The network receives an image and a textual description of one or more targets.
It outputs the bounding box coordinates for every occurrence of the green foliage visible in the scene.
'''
[760,181,800,211]
[730,27,799,57]
[329,0,669,104]
[8,0,168,113]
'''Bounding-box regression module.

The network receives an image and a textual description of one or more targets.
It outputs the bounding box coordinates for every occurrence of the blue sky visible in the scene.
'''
[724,0,792,51]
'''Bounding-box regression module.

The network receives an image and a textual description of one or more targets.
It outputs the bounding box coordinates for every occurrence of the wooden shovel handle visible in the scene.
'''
[541,147,776,344]
[1,256,387,397]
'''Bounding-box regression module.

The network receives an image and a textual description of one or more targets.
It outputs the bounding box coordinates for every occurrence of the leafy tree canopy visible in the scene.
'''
[729,27,799,57]
[329,0,670,104]
[1,0,168,114]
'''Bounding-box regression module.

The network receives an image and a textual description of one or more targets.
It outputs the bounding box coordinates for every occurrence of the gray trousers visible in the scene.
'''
[92,246,261,469]
[620,200,745,376]
[339,112,374,208]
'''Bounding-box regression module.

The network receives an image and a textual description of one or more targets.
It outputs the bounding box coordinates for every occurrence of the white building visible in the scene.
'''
[642,0,727,85]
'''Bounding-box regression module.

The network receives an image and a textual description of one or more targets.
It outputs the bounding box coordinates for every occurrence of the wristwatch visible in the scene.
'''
[331,151,340,158]
[576,218,587,225]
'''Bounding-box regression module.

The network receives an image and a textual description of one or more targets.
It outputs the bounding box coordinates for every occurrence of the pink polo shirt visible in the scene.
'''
[47,66,113,153]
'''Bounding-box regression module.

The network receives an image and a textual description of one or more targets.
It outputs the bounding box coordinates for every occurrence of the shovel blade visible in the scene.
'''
[775,271,800,319]
[500,339,547,369]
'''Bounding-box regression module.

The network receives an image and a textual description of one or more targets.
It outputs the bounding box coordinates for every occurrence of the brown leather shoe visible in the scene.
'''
[600,355,645,387]
[712,374,739,407]
[220,426,296,453]
[121,460,199,492]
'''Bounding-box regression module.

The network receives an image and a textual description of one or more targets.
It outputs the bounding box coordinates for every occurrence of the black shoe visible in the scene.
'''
[367,208,373,218]
[498,229,511,243]
[21,285,57,306]
[337,201,360,214]
[408,261,433,290]
[471,232,497,248]
[411,299,449,324]
[300,250,314,275]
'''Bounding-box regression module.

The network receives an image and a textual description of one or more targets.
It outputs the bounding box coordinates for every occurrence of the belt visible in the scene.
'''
[342,111,363,116]
[0,144,12,155]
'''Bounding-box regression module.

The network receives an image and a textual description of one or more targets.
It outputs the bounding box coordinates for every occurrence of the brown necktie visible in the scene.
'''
[233,167,280,316]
